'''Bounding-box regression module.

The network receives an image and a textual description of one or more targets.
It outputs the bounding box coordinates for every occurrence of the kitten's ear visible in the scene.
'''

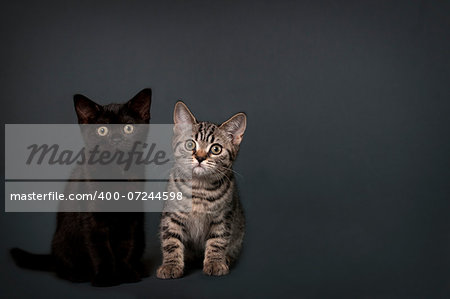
[173,101,197,125]
[128,88,152,122]
[73,94,101,124]
[220,112,247,145]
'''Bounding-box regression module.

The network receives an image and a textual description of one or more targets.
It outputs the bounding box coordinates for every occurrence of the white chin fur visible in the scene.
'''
[193,166,207,175]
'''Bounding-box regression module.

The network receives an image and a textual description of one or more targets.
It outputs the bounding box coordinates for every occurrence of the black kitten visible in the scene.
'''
[11,88,152,287]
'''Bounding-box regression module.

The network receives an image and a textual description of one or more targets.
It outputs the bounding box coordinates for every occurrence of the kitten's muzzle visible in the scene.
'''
[110,134,122,144]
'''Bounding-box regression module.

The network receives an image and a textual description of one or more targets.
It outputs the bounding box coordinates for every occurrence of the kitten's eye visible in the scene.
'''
[97,126,108,136]
[123,124,134,134]
[185,139,196,151]
[210,144,222,155]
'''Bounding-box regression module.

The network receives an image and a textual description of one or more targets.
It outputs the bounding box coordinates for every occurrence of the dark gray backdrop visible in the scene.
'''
[1,0,449,298]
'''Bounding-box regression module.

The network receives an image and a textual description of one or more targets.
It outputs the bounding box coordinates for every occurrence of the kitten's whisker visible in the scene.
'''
[220,166,244,179]
[213,168,232,184]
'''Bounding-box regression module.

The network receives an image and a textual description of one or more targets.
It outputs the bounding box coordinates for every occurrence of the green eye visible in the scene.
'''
[97,126,108,136]
[185,140,196,151]
[123,124,134,134]
[210,144,222,155]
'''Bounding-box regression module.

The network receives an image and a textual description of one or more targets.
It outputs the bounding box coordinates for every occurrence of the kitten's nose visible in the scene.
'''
[195,155,206,163]
[111,134,122,144]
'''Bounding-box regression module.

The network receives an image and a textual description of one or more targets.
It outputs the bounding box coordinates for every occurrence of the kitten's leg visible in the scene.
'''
[224,207,245,267]
[225,228,244,267]
[157,212,186,279]
[113,223,142,283]
[52,230,92,282]
[130,216,146,276]
[87,226,118,286]
[203,220,231,276]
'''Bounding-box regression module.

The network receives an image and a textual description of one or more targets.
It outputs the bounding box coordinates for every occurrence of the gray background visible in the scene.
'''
[1,0,449,298]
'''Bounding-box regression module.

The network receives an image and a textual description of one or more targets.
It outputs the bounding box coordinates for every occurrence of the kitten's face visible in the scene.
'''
[74,89,152,152]
[173,102,246,179]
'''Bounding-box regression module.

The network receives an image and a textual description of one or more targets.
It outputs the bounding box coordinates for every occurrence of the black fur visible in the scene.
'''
[10,88,152,287]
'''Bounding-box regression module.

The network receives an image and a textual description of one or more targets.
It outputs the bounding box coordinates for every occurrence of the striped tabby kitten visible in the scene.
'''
[157,101,246,278]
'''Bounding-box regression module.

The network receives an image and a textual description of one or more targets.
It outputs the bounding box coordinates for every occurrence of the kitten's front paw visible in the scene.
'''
[133,260,149,278]
[91,271,119,287]
[203,261,229,276]
[117,263,141,283]
[156,264,183,279]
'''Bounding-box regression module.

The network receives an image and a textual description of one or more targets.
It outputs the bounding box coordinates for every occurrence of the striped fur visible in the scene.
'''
[157,102,246,278]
